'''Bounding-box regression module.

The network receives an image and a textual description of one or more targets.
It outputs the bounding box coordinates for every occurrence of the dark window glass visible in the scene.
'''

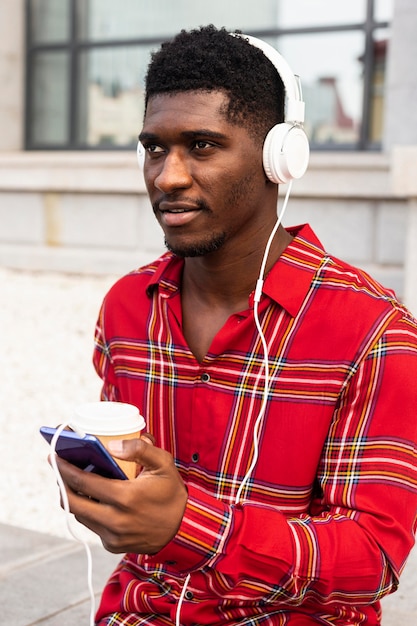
[368,28,390,146]
[76,0,278,41]
[275,31,365,148]
[25,0,394,151]
[28,52,70,145]
[276,0,365,28]
[77,46,150,147]
[375,0,394,21]
[30,0,70,43]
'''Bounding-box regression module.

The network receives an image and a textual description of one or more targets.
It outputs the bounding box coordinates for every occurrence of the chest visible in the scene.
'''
[107,296,352,508]
[180,286,251,363]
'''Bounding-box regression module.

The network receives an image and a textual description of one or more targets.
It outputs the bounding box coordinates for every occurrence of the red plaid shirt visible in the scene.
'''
[93,225,417,625]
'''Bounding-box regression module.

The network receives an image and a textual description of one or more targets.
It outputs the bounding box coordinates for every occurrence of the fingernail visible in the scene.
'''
[108,440,124,454]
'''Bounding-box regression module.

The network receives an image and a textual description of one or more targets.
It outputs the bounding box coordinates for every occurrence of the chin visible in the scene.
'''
[165,234,226,258]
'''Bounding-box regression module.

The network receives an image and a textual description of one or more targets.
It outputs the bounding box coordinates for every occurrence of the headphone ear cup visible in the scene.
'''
[137,141,145,170]
[263,123,310,184]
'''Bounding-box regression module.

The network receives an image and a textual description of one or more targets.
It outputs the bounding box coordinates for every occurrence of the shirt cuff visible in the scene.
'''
[146,483,231,573]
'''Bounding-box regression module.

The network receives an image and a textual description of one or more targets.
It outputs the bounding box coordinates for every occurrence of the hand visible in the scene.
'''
[55,437,188,554]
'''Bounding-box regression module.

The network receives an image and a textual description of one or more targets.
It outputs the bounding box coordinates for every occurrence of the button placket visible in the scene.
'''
[190,367,211,469]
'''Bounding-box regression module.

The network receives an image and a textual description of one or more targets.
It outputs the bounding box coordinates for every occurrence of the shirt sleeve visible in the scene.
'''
[93,300,120,402]
[151,313,417,606]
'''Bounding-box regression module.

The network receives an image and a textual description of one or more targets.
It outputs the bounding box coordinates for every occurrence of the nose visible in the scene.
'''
[152,150,193,193]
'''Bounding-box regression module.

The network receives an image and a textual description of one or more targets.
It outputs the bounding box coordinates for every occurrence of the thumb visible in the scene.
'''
[107,436,161,469]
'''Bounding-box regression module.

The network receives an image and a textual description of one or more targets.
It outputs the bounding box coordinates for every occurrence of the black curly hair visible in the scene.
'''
[144,24,285,144]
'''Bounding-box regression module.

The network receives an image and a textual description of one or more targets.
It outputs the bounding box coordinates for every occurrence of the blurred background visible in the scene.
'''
[0,0,416,309]
[0,2,416,622]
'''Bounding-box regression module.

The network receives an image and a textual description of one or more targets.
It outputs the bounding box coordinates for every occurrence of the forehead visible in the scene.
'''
[142,90,233,134]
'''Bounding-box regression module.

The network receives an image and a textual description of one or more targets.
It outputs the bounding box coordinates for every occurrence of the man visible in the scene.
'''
[57,25,417,625]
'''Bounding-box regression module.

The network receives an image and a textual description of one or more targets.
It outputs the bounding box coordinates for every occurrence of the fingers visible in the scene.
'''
[107,436,169,471]
[141,432,156,445]
[53,443,188,554]
[55,440,175,505]
[56,456,127,506]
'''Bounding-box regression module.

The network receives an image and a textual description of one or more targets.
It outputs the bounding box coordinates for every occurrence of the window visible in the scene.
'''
[25,0,393,150]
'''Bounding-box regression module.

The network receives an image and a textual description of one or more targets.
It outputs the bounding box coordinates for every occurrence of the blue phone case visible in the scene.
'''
[40,426,128,480]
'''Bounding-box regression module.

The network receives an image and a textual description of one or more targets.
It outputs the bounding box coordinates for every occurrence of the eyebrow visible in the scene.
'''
[138,129,228,142]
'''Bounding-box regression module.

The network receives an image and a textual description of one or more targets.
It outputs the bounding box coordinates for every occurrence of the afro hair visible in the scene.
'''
[144,24,285,143]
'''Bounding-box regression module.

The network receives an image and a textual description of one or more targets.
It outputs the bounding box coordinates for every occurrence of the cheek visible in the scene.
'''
[226,171,260,206]
[143,167,156,195]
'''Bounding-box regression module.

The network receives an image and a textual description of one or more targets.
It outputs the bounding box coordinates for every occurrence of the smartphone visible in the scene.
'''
[40,426,128,480]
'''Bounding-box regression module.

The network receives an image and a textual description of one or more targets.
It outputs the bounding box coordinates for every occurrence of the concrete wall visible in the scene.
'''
[0,150,409,300]
[0,0,24,151]
[0,0,415,310]
[392,146,417,313]
[0,152,162,275]
[384,0,417,149]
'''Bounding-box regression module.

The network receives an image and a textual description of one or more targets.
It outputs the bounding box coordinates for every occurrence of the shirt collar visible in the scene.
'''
[145,253,183,297]
[145,224,326,318]
[262,224,326,317]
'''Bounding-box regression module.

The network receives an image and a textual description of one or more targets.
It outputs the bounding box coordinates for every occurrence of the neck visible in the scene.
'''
[182,224,293,309]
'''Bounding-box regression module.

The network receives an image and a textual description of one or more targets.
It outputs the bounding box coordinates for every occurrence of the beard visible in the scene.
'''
[154,195,226,258]
[154,170,259,258]
[164,231,226,257]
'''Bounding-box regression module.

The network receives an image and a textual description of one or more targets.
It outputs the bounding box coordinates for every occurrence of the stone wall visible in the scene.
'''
[0,151,409,302]
[0,0,24,151]
[0,0,414,309]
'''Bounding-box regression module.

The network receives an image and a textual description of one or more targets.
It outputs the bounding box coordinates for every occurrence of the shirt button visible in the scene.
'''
[191,452,199,463]
[200,372,210,382]
[185,590,194,600]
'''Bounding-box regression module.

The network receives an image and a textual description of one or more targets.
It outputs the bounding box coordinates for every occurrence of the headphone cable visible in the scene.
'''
[49,423,96,626]
[235,180,293,504]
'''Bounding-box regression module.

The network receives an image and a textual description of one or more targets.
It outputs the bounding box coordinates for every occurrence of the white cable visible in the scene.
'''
[50,423,96,626]
[51,423,192,626]
[235,181,293,504]
[175,573,191,626]
[47,184,293,626]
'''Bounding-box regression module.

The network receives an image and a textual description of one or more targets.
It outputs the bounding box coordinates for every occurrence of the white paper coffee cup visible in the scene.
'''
[71,401,146,479]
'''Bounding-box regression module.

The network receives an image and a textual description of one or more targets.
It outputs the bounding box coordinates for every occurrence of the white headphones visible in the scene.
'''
[137,32,309,185]
[233,33,309,184]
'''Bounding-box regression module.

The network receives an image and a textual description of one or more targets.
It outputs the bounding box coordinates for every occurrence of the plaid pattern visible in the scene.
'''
[93,225,417,625]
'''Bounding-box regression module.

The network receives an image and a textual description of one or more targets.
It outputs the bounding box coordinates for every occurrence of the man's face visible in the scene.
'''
[139,90,270,258]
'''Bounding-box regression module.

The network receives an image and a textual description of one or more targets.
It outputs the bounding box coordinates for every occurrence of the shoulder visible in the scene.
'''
[289,225,417,347]
[317,253,417,356]
[281,224,409,324]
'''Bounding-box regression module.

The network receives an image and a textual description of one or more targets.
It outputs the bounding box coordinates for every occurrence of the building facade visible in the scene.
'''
[0,0,416,310]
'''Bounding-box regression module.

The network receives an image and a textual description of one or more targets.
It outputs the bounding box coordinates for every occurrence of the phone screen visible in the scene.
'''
[40,426,128,479]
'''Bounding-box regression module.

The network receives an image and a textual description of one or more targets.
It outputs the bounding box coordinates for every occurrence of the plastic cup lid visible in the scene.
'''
[71,401,145,435]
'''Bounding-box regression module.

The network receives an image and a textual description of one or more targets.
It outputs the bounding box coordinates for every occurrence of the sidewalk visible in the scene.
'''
[0,266,416,625]
[0,523,119,625]
[0,520,416,625]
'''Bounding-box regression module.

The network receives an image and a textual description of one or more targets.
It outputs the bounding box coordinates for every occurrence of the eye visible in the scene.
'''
[194,140,213,150]
[145,144,164,155]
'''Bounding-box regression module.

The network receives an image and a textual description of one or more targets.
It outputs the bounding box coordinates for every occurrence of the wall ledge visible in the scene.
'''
[0,150,394,199]
[391,146,417,197]
[0,151,146,194]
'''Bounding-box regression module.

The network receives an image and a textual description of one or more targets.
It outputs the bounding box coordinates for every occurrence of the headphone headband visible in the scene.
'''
[230,33,305,124]
[230,32,309,184]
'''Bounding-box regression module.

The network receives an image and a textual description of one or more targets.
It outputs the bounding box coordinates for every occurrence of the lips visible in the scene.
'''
[159,200,199,212]
[157,201,201,227]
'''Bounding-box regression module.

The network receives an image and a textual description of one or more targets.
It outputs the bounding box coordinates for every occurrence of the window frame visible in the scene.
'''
[24,0,391,151]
